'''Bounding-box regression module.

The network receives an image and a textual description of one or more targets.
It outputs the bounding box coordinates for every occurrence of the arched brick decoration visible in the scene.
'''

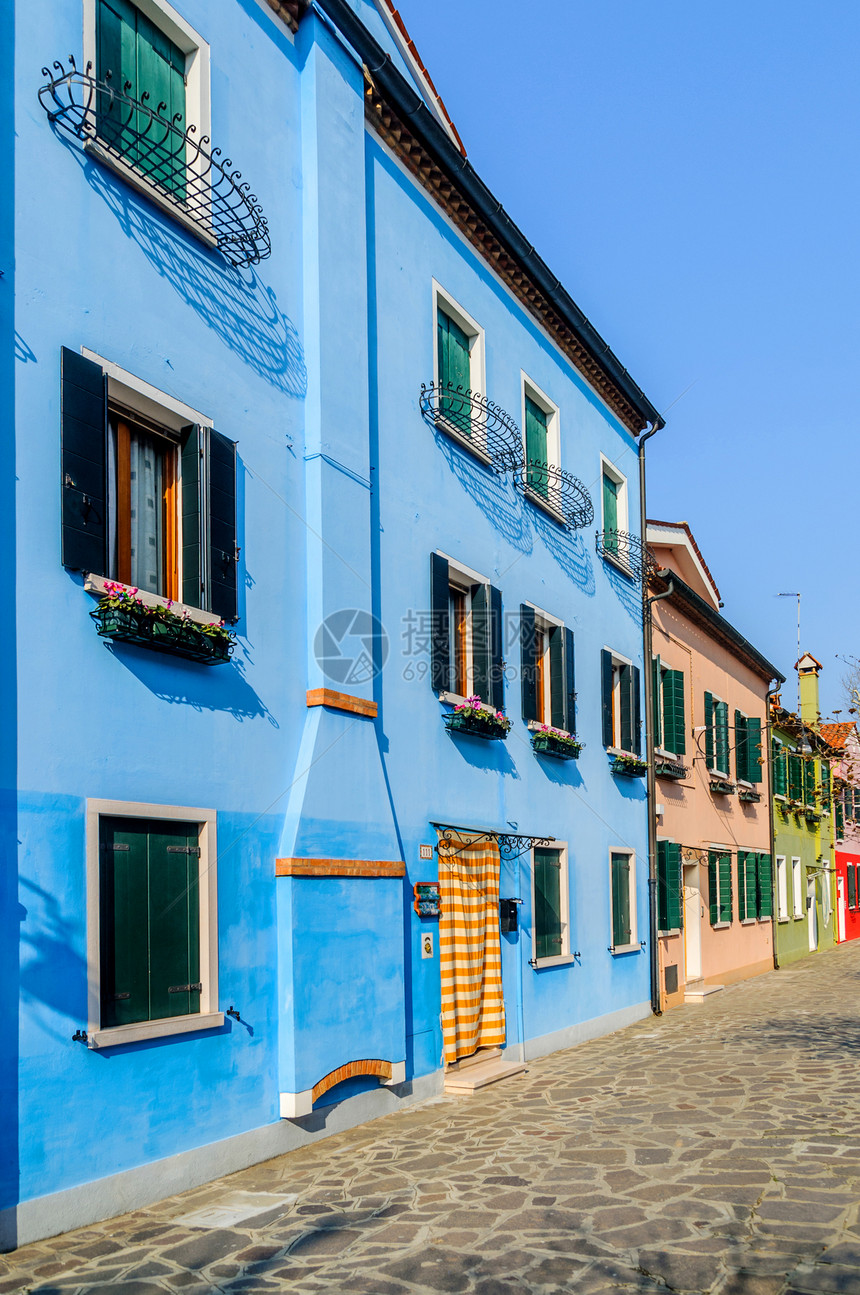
[311,1059,393,1103]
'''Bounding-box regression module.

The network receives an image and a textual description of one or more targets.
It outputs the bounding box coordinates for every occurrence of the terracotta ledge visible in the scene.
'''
[313,1058,392,1103]
[306,688,377,718]
[276,857,405,878]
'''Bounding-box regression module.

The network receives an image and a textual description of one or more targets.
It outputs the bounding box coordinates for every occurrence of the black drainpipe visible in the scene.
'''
[766,683,781,969]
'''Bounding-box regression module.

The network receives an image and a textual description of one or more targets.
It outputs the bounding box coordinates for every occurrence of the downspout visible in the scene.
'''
[638,419,666,1015]
[766,684,781,969]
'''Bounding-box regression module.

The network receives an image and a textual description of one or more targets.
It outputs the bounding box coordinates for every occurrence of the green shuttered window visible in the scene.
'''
[788,752,803,801]
[603,653,641,754]
[735,713,762,784]
[100,816,201,1028]
[772,738,788,797]
[757,853,773,919]
[653,658,686,756]
[704,694,729,774]
[657,841,683,932]
[430,556,504,709]
[437,308,472,435]
[534,848,566,960]
[804,758,817,807]
[848,866,857,909]
[524,396,549,499]
[96,0,187,196]
[611,852,634,948]
[708,850,733,925]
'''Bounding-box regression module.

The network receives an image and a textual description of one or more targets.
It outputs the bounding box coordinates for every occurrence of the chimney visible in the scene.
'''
[796,653,823,727]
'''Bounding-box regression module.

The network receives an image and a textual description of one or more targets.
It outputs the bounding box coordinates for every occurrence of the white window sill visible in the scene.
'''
[528,720,573,738]
[712,921,732,930]
[85,574,220,627]
[607,747,640,760]
[532,953,575,969]
[655,748,680,761]
[777,916,791,923]
[740,918,757,926]
[523,484,568,528]
[657,927,682,936]
[84,140,218,253]
[610,943,641,955]
[433,417,494,469]
[601,550,636,581]
[89,1011,225,1049]
[438,690,496,713]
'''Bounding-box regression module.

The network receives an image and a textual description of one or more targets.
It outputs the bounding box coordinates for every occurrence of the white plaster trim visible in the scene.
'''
[435,551,489,589]
[91,1012,224,1049]
[82,349,212,429]
[280,1090,313,1119]
[9,1071,444,1248]
[529,841,570,965]
[84,574,220,626]
[86,800,218,1042]
[437,691,498,716]
[532,954,576,969]
[382,1061,407,1086]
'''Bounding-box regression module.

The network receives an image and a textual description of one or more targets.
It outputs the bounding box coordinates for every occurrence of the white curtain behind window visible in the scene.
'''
[129,430,163,595]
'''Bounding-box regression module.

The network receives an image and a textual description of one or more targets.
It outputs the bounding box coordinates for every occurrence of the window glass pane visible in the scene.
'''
[448,586,468,697]
[129,427,165,595]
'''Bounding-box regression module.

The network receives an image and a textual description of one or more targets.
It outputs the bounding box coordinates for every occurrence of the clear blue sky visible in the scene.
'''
[398,0,860,717]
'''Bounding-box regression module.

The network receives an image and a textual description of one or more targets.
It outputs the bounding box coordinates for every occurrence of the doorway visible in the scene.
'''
[838,876,846,943]
[683,862,702,982]
[807,875,818,952]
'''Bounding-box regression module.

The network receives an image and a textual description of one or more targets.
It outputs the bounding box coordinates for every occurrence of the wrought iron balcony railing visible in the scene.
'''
[38,58,271,267]
[513,461,594,531]
[595,529,658,583]
[419,382,520,473]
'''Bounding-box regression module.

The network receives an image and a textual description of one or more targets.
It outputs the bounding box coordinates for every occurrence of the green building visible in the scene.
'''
[771,654,837,964]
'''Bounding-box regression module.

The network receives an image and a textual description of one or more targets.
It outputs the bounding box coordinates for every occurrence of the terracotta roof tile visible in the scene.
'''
[820,722,856,751]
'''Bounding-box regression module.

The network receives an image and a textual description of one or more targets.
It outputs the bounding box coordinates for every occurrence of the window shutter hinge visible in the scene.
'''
[103,843,130,851]
[166,845,201,855]
[168,982,202,993]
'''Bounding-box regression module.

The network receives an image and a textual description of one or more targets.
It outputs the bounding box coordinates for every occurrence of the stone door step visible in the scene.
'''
[684,980,725,1002]
[444,1057,526,1094]
[445,1047,502,1073]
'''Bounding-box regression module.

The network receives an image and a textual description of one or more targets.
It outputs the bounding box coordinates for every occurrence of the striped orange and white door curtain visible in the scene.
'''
[437,833,506,1064]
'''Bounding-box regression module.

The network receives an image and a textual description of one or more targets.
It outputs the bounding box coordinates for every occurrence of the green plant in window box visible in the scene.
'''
[610,754,648,777]
[444,695,511,740]
[531,724,583,760]
[91,582,236,664]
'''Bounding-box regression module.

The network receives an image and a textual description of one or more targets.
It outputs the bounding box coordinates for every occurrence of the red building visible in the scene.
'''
[821,722,860,942]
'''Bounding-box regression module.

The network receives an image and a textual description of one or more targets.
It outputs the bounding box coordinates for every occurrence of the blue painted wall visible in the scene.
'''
[9,0,652,1226]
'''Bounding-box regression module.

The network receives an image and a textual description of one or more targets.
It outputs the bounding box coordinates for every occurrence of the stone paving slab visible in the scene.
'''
[6,941,860,1293]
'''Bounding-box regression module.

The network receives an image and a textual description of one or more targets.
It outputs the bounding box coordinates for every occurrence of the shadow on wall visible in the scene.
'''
[603,559,642,623]
[102,639,279,726]
[19,877,88,1045]
[56,134,307,399]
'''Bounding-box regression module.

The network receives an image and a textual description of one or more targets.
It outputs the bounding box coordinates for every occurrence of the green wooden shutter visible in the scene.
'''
[737,851,747,922]
[667,669,686,755]
[719,851,733,923]
[147,822,200,1021]
[100,818,150,1028]
[772,739,787,796]
[757,853,773,919]
[520,604,537,722]
[789,753,802,801]
[525,396,549,499]
[848,865,857,909]
[470,582,490,705]
[804,759,816,806]
[708,853,718,926]
[437,309,471,432]
[611,853,631,947]
[61,348,108,574]
[97,0,138,156]
[548,626,565,729]
[601,650,614,747]
[181,424,203,607]
[656,840,669,931]
[563,628,576,734]
[632,665,642,755]
[534,848,563,959]
[704,692,714,769]
[603,473,619,533]
[430,554,450,693]
[207,429,238,623]
[667,843,683,931]
[821,762,831,804]
[746,717,762,783]
[715,702,729,775]
[734,711,747,783]
[619,664,633,752]
[652,657,662,750]
[489,584,504,712]
[745,852,759,919]
[836,795,845,837]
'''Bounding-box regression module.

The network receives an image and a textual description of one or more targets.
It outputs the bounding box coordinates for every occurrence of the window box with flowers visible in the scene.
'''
[610,754,648,778]
[531,725,583,760]
[444,695,511,741]
[91,583,236,664]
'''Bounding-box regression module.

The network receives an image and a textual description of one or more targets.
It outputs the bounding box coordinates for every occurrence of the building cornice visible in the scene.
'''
[651,570,784,686]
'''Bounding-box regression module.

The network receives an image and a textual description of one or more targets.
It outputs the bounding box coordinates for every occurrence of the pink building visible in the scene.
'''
[820,722,860,943]
[647,522,784,1008]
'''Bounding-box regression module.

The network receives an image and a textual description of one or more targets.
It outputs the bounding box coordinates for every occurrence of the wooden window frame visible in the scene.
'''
[112,411,180,600]
[530,842,572,968]
[86,798,222,1048]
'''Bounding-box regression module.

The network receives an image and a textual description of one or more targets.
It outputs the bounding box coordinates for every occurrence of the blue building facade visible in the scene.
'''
[2,0,662,1248]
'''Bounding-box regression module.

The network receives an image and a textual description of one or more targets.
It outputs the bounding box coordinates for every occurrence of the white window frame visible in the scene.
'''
[520,374,563,523]
[606,646,636,757]
[599,454,630,577]
[792,856,803,919]
[431,282,488,462]
[435,551,495,710]
[86,798,222,1048]
[529,842,573,968]
[79,350,218,622]
[82,0,213,245]
[609,848,638,953]
[776,854,789,921]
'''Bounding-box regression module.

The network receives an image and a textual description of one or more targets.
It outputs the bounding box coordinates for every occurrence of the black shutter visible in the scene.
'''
[563,627,576,734]
[632,665,642,755]
[207,429,238,622]
[181,424,203,608]
[549,626,565,729]
[430,553,450,693]
[489,584,504,712]
[471,582,490,705]
[520,604,537,722]
[61,347,108,573]
[735,710,747,782]
[601,649,614,748]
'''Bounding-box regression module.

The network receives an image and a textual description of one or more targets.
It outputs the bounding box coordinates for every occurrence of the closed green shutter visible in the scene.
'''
[745,851,759,919]
[708,854,718,926]
[208,429,238,623]
[735,711,748,783]
[563,628,576,734]
[789,753,803,801]
[667,843,683,931]
[61,348,108,574]
[667,669,686,755]
[821,762,831,805]
[470,582,490,705]
[437,309,471,433]
[736,852,747,921]
[611,852,631,947]
[601,650,614,747]
[849,865,857,909]
[632,666,642,755]
[619,664,633,752]
[757,853,773,919]
[430,553,450,693]
[704,692,715,769]
[181,424,202,607]
[549,626,565,729]
[804,759,816,807]
[715,702,729,775]
[719,851,733,923]
[652,657,662,750]
[489,585,504,712]
[100,818,150,1028]
[657,841,668,931]
[534,848,563,959]
[525,396,549,499]
[836,796,845,837]
[148,824,201,1021]
[603,473,619,534]
[746,717,762,783]
[520,604,537,722]
[772,738,787,796]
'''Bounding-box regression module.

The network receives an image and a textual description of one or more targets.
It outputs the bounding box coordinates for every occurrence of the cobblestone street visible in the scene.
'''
[7,941,860,1295]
